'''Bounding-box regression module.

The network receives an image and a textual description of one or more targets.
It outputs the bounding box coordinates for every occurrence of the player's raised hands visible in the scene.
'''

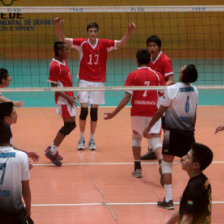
[128,22,136,33]
[54,17,64,25]
[215,125,224,134]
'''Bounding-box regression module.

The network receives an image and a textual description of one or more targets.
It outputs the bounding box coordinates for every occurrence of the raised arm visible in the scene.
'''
[54,17,73,47]
[116,22,136,47]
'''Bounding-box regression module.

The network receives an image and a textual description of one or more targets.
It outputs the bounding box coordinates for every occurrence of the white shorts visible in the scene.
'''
[131,116,161,136]
[56,104,76,119]
[78,80,105,105]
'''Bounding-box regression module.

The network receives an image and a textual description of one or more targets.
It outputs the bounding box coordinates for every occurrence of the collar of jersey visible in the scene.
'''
[88,38,98,49]
[52,58,66,66]
[151,51,163,64]
[137,67,149,69]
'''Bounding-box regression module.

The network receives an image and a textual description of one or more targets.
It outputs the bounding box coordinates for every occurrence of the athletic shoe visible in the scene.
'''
[159,165,164,186]
[131,169,142,178]
[55,151,63,161]
[88,139,96,150]
[141,149,157,160]
[77,139,85,150]
[45,146,62,166]
[157,198,174,210]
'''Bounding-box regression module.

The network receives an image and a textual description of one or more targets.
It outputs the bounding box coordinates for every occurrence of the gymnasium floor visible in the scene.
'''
[12,106,224,223]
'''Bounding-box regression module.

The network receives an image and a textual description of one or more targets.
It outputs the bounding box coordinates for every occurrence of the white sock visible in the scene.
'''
[90,134,95,140]
[80,132,85,140]
[50,143,57,155]
[164,184,172,202]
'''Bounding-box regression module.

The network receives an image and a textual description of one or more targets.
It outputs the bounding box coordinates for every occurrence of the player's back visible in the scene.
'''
[162,82,198,131]
[125,67,163,117]
[0,146,29,213]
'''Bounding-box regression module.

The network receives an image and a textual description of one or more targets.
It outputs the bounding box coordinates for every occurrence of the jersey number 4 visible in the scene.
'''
[0,163,6,185]
[88,54,99,65]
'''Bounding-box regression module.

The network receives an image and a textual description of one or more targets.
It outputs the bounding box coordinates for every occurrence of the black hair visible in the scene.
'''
[191,143,213,171]
[0,121,12,145]
[54,41,66,57]
[0,68,9,85]
[86,22,99,31]
[0,102,14,121]
[136,49,151,65]
[146,35,162,48]
[182,64,198,83]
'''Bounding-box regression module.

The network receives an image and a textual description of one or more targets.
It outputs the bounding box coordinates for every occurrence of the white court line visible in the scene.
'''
[33,161,224,166]
[31,201,224,207]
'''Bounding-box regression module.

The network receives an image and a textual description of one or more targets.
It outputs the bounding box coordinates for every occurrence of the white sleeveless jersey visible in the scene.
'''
[161,82,198,131]
[0,146,30,213]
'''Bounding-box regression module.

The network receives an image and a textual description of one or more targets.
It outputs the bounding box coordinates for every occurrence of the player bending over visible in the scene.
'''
[55,17,136,151]
[105,49,164,179]
[45,41,76,166]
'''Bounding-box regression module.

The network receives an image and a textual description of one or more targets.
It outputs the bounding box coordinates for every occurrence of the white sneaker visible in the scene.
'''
[88,139,96,150]
[77,139,85,150]
[132,169,142,178]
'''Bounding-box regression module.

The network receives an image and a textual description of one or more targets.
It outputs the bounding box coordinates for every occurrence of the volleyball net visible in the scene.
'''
[0,5,224,106]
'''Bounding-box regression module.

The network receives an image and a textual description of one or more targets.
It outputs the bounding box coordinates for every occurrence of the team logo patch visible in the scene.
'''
[187,200,193,206]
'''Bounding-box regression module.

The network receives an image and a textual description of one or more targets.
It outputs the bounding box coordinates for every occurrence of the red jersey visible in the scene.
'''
[125,67,165,117]
[72,38,117,82]
[48,58,74,105]
[149,51,174,81]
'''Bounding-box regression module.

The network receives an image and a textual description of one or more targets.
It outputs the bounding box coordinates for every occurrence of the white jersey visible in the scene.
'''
[0,146,30,213]
[161,82,198,131]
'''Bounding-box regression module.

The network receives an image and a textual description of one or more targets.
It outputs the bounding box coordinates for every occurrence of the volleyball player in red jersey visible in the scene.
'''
[142,35,175,160]
[45,41,76,166]
[105,49,164,180]
[54,17,136,151]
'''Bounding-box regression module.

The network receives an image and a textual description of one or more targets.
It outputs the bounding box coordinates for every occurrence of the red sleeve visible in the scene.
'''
[124,73,133,86]
[49,63,60,83]
[163,57,174,78]
[102,39,115,48]
[72,38,87,46]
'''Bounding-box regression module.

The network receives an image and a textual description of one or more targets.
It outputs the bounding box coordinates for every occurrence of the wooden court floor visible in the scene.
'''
[12,106,224,224]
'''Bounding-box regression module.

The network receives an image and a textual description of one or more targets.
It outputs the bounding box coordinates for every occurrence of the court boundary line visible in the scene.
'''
[31,201,224,207]
[33,161,224,166]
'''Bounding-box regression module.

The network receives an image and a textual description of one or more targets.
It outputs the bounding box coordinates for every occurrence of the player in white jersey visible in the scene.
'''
[143,64,198,210]
[0,68,24,107]
[0,121,33,224]
[0,102,39,168]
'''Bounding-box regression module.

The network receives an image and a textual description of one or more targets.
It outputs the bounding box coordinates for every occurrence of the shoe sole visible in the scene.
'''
[45,152,62,167]
[157,204,174,210]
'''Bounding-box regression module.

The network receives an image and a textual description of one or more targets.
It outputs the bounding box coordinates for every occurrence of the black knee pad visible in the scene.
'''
[59,121,76,135]
[79,107,88,120]
[90,107,98,121]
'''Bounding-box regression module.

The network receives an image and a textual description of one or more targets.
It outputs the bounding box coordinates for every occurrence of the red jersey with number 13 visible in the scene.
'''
[72,38,117,82]
[125,67,164,117]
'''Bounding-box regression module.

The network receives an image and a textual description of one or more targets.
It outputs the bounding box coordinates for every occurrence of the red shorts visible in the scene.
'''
[56,104,76,119]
